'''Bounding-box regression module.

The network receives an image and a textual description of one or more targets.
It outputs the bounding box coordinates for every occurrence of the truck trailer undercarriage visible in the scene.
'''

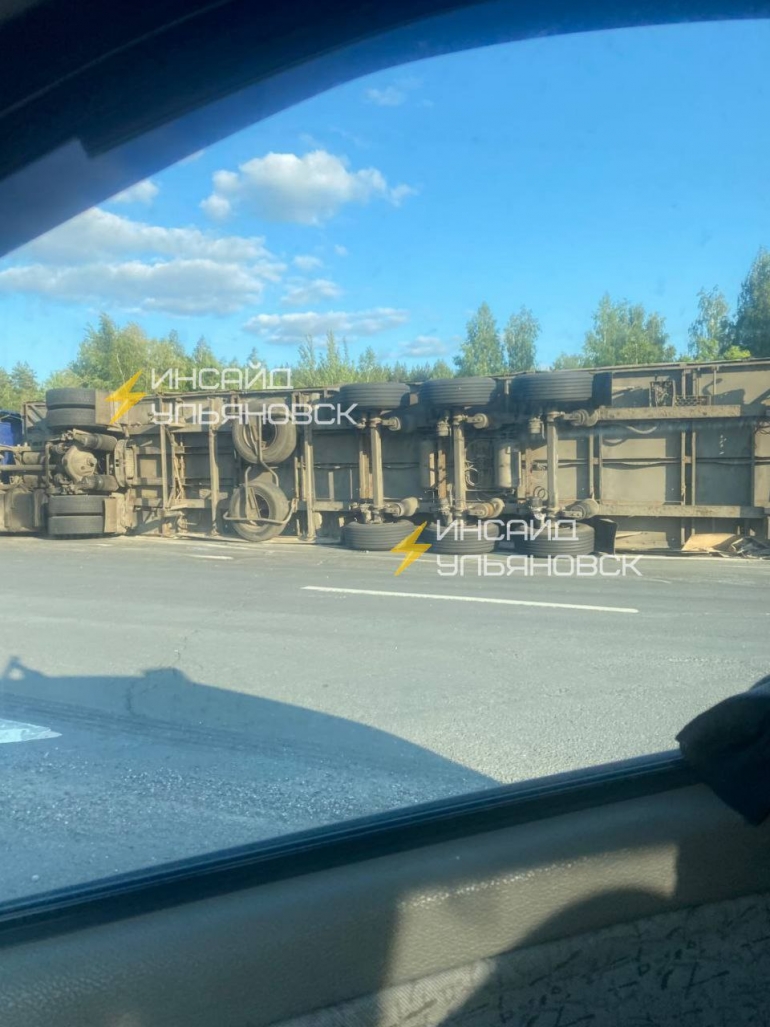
[2,360,770,555]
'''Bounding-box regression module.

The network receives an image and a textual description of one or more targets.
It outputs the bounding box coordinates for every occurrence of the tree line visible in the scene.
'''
[2,247,770,411]
[455,248,770,374]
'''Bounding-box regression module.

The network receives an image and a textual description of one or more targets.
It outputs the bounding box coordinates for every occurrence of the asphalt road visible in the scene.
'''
[0,534,768,903]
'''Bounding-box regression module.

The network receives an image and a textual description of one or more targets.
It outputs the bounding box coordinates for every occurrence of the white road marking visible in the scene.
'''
[0,719,61,744]
[302,586,638,614]
[189,554,233,560]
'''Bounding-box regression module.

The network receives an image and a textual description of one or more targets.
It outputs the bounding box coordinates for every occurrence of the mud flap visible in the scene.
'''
[103,493,128,535]
[592,517,617,555]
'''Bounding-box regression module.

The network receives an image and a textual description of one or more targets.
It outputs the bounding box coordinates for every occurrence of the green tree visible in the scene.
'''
[551,352,587,370]
[408,359,454,381]
[191,337,223,369]
[687,287,736,361]
[734,248,770,357]
[44,367,84,390]
[408,363,431,381]
[503,307,539,372]
[0,367,14,409]
[10,362,41,404]
[455,302,504,376]
[582,295,675,366]
[292,338,319,387]
[70,314,150,389]
[147,328,190,389]
[294,331,358,386]
[428,358,454,378]
[720,345,752,361]
[0,362,42,410]
[243,346,264,371]
[357,346,388,382]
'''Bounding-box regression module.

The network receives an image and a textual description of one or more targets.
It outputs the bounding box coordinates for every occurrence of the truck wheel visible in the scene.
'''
[229,481,290,542]
[423,522,499,554]
[419,377,497,407]
[48,494,104,516]
[46,407,106,430]
[47,514,105,537]
[232,405,297,464]
[511,371,595,404]
[516,522,595,556]
[343,519,415,551]
[337,382,409,411]
[45,387,107,430]
[46,388,97,408]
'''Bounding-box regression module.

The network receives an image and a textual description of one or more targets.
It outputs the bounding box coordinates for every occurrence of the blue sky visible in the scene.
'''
[1,19,769,377]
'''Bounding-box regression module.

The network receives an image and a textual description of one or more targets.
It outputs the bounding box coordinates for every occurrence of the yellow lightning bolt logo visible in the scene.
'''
[391,521,431,576]
[107,370,146,423]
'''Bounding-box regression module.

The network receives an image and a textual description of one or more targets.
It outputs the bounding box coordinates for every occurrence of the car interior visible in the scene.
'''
[1,1,769,1024]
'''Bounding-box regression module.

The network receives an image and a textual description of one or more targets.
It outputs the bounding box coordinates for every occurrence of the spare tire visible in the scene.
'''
[511,371,595,404]
[515,521,595,556]
[46,387,97,409]
[48,494,104,516]
[229,481,290,542]
[337,382,409,411]
[232,404,297,465]
[424,522,499,554]
[419,377,497,408]
[343,519,415,551]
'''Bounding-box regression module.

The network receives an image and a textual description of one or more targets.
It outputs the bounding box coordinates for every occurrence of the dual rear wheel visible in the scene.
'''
[342,519,597,556]
[47,494,105,537]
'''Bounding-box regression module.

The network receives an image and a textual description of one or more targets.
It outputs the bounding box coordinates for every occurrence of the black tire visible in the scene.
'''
[46,407,105,430]
[337,382,409,411]
[516,521,595,556]
[343,519,415,551]
[232,405,297,464]
[511,371,595,405]
[419,377,497,407]
[48,494,104,516]
[229,481,290,542]
[424,522,499,554]
[46,387,97,409]
[47,514,105,537]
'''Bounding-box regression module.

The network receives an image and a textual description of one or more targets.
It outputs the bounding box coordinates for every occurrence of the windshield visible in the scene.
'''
[1,18,769,904]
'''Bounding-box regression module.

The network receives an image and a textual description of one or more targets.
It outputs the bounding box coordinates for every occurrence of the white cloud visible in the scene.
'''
[21,207,282,270]
[0,260,269,315]
[365,86,406,107]
[389,184,416,205]
[334,244,348,257]
[400,335,447,358]
[281,278,343,306]
[201,150,415,226]
[244,308,408,344]
[293,254,324,271]
[2,208,286,316]
[109,179,160,205]
[199,193,232,220]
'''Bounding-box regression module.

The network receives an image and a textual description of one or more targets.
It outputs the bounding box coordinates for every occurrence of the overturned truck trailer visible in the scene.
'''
[2,360,770,554]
